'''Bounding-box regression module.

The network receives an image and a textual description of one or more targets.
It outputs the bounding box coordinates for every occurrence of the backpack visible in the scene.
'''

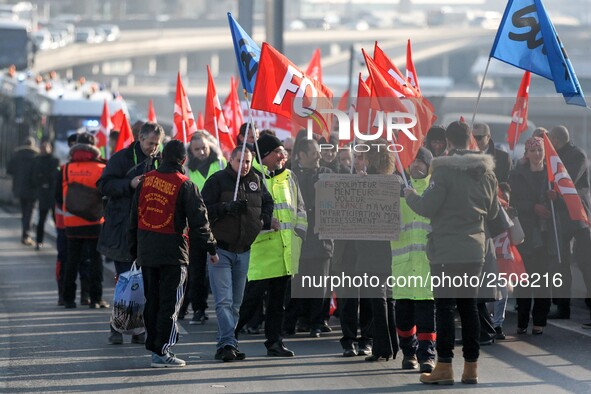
[64,164,104,222]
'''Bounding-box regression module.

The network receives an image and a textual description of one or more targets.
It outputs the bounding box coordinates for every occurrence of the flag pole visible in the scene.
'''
[512,128,519,162]
[233,116,249,202]
[243,90,268,190]
[471,57,492,127]
[212,115,224,169]
[548,181,562,264]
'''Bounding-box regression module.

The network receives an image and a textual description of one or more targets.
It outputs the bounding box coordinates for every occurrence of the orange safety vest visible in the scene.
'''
[62,161,106,228]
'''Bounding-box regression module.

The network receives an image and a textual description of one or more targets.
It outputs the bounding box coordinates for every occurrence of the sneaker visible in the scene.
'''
[494,326,506,340]
[21,237,34,246]
[89,300,110,309]
[358,344,372,356]
[189,310,207,325]
[320,322,332,333]
[131,333,146,344]
[581,322,591,329]
[214,345,238,362]
[108,331,123,345]
[151,352,186,368]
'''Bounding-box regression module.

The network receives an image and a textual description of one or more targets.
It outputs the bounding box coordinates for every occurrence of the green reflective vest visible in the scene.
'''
[391,175,433,300]
[188,158,226,191]
[248,168,307,281]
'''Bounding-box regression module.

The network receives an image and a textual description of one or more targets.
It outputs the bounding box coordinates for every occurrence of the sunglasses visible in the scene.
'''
[473,135,488,141]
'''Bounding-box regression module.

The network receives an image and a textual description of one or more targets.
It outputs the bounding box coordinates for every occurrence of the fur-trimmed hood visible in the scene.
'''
[69,143,102,162]
[431,152,495,179]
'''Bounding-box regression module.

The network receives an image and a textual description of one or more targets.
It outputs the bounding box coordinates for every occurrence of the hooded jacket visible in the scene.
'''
[406,151,499,264]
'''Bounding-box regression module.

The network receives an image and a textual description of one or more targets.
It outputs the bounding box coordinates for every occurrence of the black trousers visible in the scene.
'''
[63,237,102,304]
[395,299,436,362]
[285,257,331,330]
[369,286,398,358]
[339,295,373,350]
[431,263,483,362]
[517,247,552,328]
[237,275,290,348]
[19,198,36,240]
[180,245,209,313]
[142,265,187,356]
[36,207,53,244]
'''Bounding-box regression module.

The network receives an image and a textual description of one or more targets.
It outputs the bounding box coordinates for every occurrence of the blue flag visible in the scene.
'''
[490,0,586,107]
[228,12,261,94]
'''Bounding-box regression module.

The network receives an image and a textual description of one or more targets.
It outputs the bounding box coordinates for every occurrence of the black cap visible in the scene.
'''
[256,134,283,159]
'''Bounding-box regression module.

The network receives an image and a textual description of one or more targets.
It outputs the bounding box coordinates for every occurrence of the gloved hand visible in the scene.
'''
[534,203,551,219]
[225,200,248,216]
[546,190,559,201]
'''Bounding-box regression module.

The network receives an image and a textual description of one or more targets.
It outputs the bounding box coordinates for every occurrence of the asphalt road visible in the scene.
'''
[1,207,591,393]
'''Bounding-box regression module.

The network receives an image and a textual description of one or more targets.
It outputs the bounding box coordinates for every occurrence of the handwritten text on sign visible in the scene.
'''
[315,174,400,241]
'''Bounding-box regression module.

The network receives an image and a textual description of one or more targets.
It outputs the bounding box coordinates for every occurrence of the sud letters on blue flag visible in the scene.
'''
[490,0,586,107]
[227,12,260,94]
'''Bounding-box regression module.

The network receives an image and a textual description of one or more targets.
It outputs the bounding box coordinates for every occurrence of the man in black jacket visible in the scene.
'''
[97,122,163,345]
[201,146,273,362]
[548,125,591,322]
[472,122,512,183]
[7,137,39,245]
[129,140,218,368]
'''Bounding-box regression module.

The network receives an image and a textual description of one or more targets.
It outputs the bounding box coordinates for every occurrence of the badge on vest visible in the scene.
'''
[249,182,258,191]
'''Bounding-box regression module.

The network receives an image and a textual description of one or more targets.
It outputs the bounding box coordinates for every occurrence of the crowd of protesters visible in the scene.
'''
[7,117,591,384]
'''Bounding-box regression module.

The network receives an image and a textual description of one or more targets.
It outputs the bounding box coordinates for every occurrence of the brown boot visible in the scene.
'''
[420,361,454,385]
[461,361,478,384]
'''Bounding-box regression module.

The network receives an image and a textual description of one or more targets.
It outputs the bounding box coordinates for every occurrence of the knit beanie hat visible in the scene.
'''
[257,134,283,159]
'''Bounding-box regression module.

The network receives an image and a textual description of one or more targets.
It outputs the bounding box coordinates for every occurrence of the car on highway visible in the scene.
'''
[98,24,120,42]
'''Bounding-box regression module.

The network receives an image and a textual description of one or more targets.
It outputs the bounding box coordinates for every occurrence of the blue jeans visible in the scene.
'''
[208,248,250,349]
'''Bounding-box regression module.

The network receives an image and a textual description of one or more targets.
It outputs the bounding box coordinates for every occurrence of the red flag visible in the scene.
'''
[507,71,531,150]
[172,72,197,144]
[205,65,235,153]
[114,113,134,152]
[336,88,349,112]
[543,134,589,224]
[355,74,372,135]
[461,116,479,151]
[97,100,112,154]
[197,112,204,129]
[251,43,333,140]
[494,231,526,277]
[305,48,323,83]
[373,42,419,98]
[468,133,479,151]
[363,49,411,116]
[222,76,244,139]
[111,109,126,131]
[363,49,435,170]
[406,39,420,93]
[148,99,157,123]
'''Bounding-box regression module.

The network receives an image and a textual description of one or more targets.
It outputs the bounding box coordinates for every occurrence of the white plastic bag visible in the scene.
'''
[110,262,146,335]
